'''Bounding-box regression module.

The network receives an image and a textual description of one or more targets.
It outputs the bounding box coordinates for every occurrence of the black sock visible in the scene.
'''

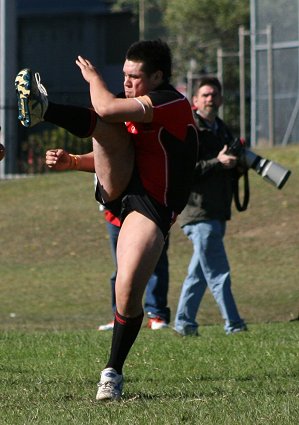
[105,310,144,375]
[44,102,97,138]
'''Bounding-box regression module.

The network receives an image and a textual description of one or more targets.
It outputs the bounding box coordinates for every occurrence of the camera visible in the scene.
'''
[227,138,291,189]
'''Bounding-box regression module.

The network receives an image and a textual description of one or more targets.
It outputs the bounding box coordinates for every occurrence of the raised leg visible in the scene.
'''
[92,120,134,203]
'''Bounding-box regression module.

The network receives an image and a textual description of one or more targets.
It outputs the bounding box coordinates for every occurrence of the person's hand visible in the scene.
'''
[46,149,72,171]
[75,56,100,83]
[217,145,237,169]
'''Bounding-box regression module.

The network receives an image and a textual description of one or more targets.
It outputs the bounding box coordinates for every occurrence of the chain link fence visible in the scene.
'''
[251,0,299,146]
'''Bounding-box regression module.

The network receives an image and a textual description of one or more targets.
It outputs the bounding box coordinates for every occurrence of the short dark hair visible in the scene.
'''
[194,76,222,95]
[126,39,172,83]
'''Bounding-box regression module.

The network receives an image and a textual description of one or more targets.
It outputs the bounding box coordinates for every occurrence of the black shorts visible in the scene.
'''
[95,168,175,238]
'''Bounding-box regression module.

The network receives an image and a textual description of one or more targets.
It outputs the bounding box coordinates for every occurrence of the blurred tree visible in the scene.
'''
[164,0,250,135]
[111,0,249,81]
[111,0,167,39]
[164,0,249,82]
[111,0,250,134]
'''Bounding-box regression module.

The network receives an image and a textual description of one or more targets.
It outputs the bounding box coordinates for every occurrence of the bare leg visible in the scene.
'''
[102,211,165,375]
[92,119,134,202]
[92,120,166,379]
[115,211,165,317]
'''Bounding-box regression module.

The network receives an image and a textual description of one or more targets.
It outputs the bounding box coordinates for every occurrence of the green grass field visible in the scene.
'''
[0,146,299,424]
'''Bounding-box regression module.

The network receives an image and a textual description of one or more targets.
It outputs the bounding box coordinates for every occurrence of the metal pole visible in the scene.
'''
[250,0,257,146]
[186,70,193,102]
[239,26,246,139]
[186,59,197,102]
[217,48,224,119]
[139,0,145,40]
[281,96,299,145]
[267,24,274,146]
[0,0,6,178]
[0,0,17,177]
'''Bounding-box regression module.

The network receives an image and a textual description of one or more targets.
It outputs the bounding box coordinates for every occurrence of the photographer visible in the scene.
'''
[174,76,247,336]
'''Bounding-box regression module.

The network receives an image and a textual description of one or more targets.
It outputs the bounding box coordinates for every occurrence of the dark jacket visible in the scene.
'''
[178,112,239,227]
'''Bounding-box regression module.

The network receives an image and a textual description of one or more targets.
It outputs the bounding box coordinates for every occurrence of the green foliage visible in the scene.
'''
[164,0,250,80]
[111,0,140,14]
[110,0,250,134]
[111,0,167,39]
[18,128,92,174]
[111,0,250,79]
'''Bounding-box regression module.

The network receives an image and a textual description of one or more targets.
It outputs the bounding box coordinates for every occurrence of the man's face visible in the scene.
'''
[193,84,223,121]
[123,60,162,98]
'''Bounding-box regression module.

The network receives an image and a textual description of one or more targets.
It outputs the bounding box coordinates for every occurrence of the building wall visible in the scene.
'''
[8,2,138,174]
[17,11,138,106]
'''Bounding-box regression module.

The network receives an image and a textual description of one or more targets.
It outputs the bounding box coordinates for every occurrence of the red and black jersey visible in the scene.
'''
[126,85,199,214]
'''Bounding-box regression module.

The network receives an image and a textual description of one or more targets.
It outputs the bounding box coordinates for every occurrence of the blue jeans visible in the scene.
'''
[174,220,245,334]
[106,221,170,323]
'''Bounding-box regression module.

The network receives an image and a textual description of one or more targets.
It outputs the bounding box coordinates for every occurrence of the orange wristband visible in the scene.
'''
[69,154,79,170]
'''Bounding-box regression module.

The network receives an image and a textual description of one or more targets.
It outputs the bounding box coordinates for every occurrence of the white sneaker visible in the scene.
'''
[15,68,48,127]
[97,320,114,331]
[96,368,123,401]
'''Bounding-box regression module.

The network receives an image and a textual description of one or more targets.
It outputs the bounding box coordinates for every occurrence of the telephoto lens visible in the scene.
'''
[228,139,291,190]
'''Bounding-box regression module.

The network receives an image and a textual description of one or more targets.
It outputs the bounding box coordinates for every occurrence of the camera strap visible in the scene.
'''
[233,170,250,212]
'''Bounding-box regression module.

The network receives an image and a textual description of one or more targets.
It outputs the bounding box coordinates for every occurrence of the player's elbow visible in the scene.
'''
[93,104,115,122]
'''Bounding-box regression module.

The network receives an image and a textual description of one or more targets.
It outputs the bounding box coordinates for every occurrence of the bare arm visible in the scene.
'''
[75,56,145,123]
[46,149,95,172]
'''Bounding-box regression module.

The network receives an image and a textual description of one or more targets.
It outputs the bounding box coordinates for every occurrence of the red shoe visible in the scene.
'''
[147,317,168,330]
